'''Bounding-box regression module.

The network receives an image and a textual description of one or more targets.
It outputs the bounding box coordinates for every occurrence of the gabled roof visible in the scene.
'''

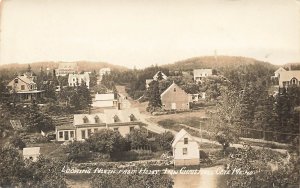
[104,108,141,123]
[74,113,106,126]
[279,71,300,82]
[193,69,213,77]
[160,82,188,97]
[23,147,40,156]
[68,72,90,82]
[274,67,287,74]
[172,129,197,147]
[153,71,168,80]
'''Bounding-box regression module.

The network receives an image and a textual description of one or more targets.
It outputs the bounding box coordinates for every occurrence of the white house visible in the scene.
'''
[55,108,142,141]
[23,147,40,162]
[278,71,300,87]
[145,71,168,88]
[6,75,44,101]
[172,129,200,166]
[92,93,117,108]
[193,69,213,83]
[274,67,287,78]
[68,72,90,88]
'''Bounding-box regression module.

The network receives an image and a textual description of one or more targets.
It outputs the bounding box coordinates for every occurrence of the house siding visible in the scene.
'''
[161,84,189,110]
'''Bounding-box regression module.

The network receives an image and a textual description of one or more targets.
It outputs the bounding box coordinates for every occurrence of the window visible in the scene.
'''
[83,116,89,123]
[21,85,25,90]
[81,130,86,139]
[94,128,98,132]
[183,148,188,155]
[30,85,33,90]
[59,132,63,138]
[129,114,135,122]
[184,138,188,144]
[114,127,119,131]
[70,131,74,138]
[95,116,100,123]
[14,79,18,83]
[130,127,134,132]
[87,129,92,137]
[174,88,176,92]
[113,115,120,123]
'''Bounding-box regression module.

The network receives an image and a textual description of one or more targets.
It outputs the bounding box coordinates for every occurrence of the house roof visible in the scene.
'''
[104,108,141,124]
[74,113,106,126]
[153,71,168,80]
[146,79,154,85]
[58,62,78,69]
[193,69,213,77]
[279,71,300,82]
[73,108,141,125]
[23,147,40,156]
[56,125,76,130]
[160,82,188,97]
[171,129,197,147]
[95,93,115,101]
[274,67,287,74]
[68,72,90,82]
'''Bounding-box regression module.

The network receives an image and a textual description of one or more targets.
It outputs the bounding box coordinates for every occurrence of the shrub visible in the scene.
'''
[9,136,26,150]
[66,141,91,162]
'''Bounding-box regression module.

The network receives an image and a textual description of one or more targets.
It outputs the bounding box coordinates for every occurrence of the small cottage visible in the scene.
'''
[193,69,213,83]
[172,129,200,166]
[23,147,40,162]
[92,93,117,108]
[161,83,190,110]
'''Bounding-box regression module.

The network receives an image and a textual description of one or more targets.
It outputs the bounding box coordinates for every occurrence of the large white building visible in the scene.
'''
[68,72,90,88]
[55,62,78,76]
[279,70,300,87]
[172,129,200,166]
[56,108,142,141]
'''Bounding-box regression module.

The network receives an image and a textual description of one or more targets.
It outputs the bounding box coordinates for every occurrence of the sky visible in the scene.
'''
[0,0,300,68]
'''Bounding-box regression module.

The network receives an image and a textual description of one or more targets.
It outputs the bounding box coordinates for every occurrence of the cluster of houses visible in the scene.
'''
[145,69,213,111]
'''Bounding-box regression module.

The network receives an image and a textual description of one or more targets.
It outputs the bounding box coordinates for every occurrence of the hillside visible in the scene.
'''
[162,56,278,71]
[0,61,128,73]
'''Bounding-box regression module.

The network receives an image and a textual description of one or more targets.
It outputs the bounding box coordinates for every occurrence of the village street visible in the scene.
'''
[115,85,289,155]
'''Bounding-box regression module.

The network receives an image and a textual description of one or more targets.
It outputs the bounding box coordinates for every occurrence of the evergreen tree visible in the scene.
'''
[147,80,162,111]
[156,71,164,81]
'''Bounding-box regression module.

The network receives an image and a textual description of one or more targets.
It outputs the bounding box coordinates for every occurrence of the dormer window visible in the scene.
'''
[95,116,100,123]
[83,116,89,123]
[113,115,120,123]
[129,114,136,122]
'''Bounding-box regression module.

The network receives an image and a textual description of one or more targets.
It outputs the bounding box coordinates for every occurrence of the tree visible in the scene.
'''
[147,80,162,111]
[66,141,91,162]
[9,135,26,150]
[27,156,67,188]
[0,145,28,187]
[155,131,174,151]
[126,129,149,149]
[86,129,126,157]
[226,145,299,188]
[213,87,242,150]
[25,102,54,132]
[156,71,164,81]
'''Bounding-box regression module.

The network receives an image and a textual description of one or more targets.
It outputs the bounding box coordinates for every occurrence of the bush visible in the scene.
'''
[66,141,91,162]
[9,136,26,150]
[157,119,176,128]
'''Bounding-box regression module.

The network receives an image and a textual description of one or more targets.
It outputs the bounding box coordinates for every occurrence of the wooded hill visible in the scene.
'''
[162,56,278,71]
[0,61,128,73]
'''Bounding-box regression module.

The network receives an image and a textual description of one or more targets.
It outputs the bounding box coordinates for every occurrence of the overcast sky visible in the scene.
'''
[0,0,300,68]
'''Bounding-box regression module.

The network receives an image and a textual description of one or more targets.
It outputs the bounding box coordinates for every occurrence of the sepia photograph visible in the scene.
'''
[0,0,299,187]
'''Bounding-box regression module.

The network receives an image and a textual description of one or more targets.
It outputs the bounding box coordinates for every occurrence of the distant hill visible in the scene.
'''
[0,61,128,74]
[162,56,278,71]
